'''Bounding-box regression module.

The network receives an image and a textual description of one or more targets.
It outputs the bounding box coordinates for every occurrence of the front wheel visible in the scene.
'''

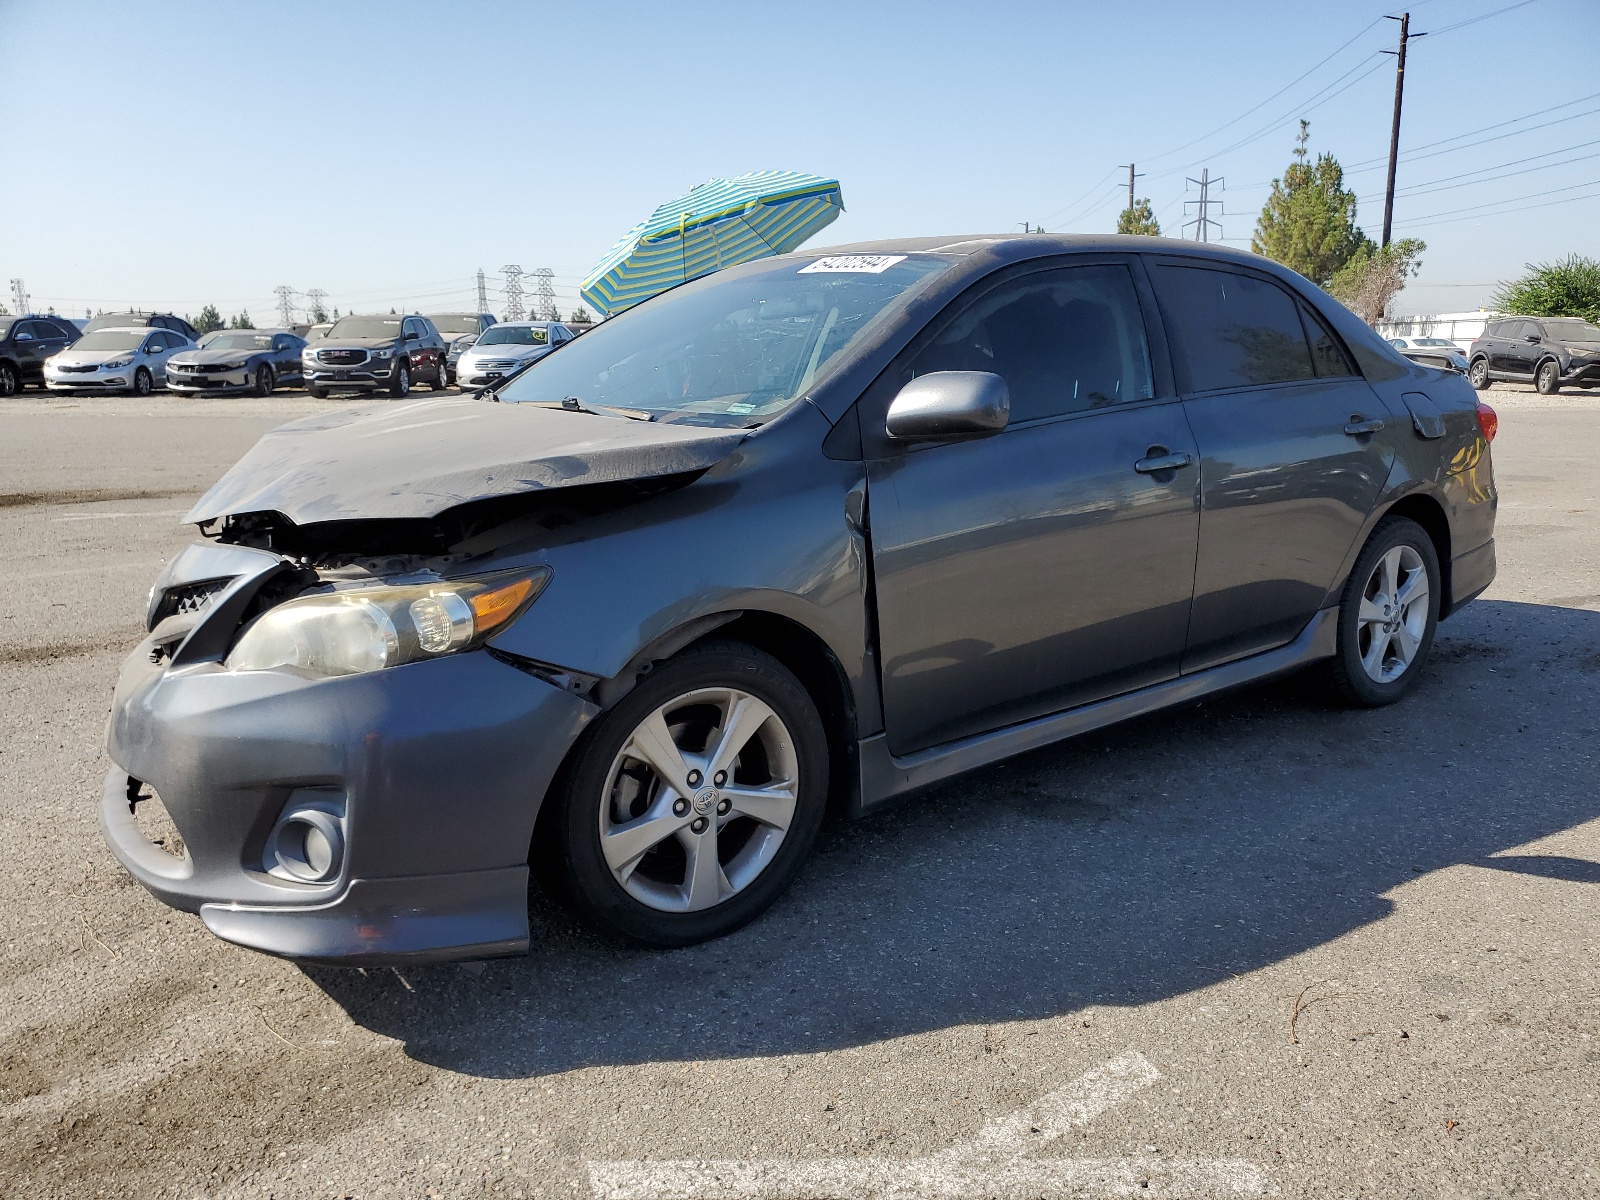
[1467,357,1490,391]
[537,640,829,946]
[307,384,328,399]
[0,362,18,396]
[388,360,410,397]
[133,367,152,396]
[1535,360,1561,395]
[254,364,274,397]
[430,354,451,390]
[1326,516,1440,707]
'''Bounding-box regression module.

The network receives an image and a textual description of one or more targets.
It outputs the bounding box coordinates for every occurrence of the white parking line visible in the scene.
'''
[587,1051,1270,1200]
[51,510,190,522]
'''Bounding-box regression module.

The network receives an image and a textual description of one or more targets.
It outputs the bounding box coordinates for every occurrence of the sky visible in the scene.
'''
[1,0,1595,324]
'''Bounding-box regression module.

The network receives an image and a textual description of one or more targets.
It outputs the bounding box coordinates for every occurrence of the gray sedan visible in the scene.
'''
[166,329,307,395]
[100,235,1498,963]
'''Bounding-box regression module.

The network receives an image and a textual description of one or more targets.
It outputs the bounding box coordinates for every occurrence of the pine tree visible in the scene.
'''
[229,310,254,330]
[194,305,225,335]
[1252,121,1371,286]
[1116,199,1161,237]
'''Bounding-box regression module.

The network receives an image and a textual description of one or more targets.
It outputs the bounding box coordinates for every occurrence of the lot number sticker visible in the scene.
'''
[799,255,908,274]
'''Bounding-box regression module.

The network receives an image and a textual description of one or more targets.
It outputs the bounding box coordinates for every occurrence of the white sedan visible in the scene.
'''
[44,326,192,395]
[455,321,577,389]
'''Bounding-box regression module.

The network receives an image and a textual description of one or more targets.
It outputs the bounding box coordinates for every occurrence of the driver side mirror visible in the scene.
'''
[1524,333,1541,343]
[404,330,420,342]
[886,371,1010,440]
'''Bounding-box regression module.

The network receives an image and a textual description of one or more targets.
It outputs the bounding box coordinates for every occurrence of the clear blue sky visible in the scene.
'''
[2,0,1595,322]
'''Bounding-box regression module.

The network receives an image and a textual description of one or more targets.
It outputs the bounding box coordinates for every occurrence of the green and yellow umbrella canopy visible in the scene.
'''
[581,170,844,317]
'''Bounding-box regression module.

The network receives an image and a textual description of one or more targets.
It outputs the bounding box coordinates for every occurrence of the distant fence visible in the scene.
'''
[1374,310,1500,350]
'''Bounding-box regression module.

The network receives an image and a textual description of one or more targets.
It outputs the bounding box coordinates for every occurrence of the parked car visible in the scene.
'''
[82,310,199,341]
[1467,316,1600,394]
[305,323,333,342]
[166,329,306,396]
[44,326,191,395]
[301,313,449,398]
[426,311,497,384]
[454,321,574,389]
[100,235,1498,963]
[1387,336,1467,374]
[0,314,80,394]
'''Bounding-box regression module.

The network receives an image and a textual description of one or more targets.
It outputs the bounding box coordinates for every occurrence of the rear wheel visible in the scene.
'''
[254,364,274,397]
[537,641,829,946]
[1327,516,1440,707]
[388,360,410,397]
[1535,360,1561,395]
[133,367,152,397]
[0,362,17,396]
[431,354,451,390]
[1467,357,1490,391]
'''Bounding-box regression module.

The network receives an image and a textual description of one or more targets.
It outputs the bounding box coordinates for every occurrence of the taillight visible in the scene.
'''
[1475,402,1498,443]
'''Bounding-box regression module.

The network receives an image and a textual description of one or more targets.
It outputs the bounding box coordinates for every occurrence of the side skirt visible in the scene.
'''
[854,606,1339,814]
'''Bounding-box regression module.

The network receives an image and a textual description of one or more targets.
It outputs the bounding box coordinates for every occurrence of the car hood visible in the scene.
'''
[462,343,547,362]
[173,347,266,365]
[185,396,749,524]
[53,348,142,365]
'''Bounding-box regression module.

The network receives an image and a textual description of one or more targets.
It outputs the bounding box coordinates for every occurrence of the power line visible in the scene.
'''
[1393,185,1600,230]
[1345,92,1600,170]
[1390,177,1600,223]
[1367,142,1600,201]
[1426,0,1540,37]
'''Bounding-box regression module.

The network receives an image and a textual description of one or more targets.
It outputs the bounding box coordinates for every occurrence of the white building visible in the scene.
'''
[1375,310,1500,350]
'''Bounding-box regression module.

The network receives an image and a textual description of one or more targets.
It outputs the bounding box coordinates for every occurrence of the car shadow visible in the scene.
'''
[304,598,1600,1078]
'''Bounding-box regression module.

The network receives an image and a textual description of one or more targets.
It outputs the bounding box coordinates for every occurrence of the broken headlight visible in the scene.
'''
[226,569,549,678]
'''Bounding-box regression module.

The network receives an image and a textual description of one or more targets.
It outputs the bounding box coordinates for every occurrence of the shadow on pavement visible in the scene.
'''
[305,599,1600,1077]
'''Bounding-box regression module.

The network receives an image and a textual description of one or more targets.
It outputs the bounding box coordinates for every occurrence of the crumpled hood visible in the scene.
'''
[185,396,749,525]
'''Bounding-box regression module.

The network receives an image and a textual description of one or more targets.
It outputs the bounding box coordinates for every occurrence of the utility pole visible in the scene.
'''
[1119,163,1143,212]
[1183,169,1224,242]
[475,268,489,314]
[1381,13,1425,248]
[273,285,296,327]
[500,265,524,320]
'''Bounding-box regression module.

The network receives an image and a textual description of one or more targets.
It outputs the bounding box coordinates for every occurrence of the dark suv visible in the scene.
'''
[1468,316,1600,394]
[301,314,450,398]
[82,311,200,341]
[0,314,81,394]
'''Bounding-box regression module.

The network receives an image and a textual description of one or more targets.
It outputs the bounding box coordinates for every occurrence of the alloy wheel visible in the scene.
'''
[0,363,16,396]
[1356,544,1429,684]
[1468,359,1488,389]
[598,687,800,913]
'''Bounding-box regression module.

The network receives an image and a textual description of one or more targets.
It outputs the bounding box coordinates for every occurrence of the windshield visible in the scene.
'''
[328,316,404,339]
[428,314,482,337]
[199,333,274,350]
[73,330,147,351]
[1543,318,1600,343]
[477,325,548,346]
[495,254,950,425]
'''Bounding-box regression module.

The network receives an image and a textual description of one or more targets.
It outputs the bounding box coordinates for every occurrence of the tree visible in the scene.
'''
[1327,239,1426,325]
[194,304,225,335]
[1252,121,1371,287]
[1491,255,1600,324]
[310,299,329,323]
[229,310,255,329]
[1116,199,1161,237]
[568,305,594,325]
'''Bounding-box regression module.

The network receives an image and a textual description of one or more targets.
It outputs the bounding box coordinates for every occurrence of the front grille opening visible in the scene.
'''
[126,777,187,860]
[151,577,231,626]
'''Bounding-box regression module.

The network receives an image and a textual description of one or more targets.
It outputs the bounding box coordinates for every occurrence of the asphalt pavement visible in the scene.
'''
[1,383,1596,1199]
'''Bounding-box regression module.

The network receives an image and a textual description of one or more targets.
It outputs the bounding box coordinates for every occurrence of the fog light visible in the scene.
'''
[266,800,345,884]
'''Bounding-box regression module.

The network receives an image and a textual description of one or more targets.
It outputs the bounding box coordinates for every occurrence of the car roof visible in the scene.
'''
[791,232,1277,265]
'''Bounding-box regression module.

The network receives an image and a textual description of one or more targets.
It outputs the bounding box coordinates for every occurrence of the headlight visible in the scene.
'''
[101,357,133,369]
[370,347,393,360]
[226,569,549,677]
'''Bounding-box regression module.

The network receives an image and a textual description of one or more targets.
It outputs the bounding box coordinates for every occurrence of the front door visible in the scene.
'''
[1146,259,1392,671]
[866,260,1200,755]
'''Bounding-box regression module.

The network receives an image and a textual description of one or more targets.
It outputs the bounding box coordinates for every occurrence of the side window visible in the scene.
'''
[17,320,44,340]
[1301,304,1358,378]
[1152,265,1315,391]
[908,263,1155,423]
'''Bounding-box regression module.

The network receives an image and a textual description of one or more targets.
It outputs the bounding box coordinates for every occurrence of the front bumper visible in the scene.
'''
[103,633,597,964]
[45,371,132,391]
[303,355,401,388]
[1560,360,1600,386]
[166,366,253,393]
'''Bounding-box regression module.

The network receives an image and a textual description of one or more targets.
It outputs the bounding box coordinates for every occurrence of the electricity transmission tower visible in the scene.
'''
[500,265,525,320]
[476,269,489,314]
[1182,169,1224,242]
[305,289,328,321]
[9,278,29,314]
[532,267,556,320]
[273,285,297,326]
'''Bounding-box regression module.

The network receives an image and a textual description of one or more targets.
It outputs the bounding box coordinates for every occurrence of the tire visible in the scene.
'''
[1535,359,1561,395]
[431,357,451,390]
[254,364,274,397]
[307,385,328,399]
[133,367,152,397]
[1327,516,1441,708]
[537,640,829,946]
[1467,357,1490,391]
[388,360,410,397]
[0,361,18,397]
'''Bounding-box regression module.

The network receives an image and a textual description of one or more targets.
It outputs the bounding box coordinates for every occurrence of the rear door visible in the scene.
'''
[865,258,1201,754]
[1147,258,1392,671]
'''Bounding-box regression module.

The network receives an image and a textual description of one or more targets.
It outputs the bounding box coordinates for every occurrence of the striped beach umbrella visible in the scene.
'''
[581,170,844,317]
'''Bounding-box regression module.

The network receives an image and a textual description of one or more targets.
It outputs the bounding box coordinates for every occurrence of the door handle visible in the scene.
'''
[1134,450,1193,474]
[1344,417,1385,437]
